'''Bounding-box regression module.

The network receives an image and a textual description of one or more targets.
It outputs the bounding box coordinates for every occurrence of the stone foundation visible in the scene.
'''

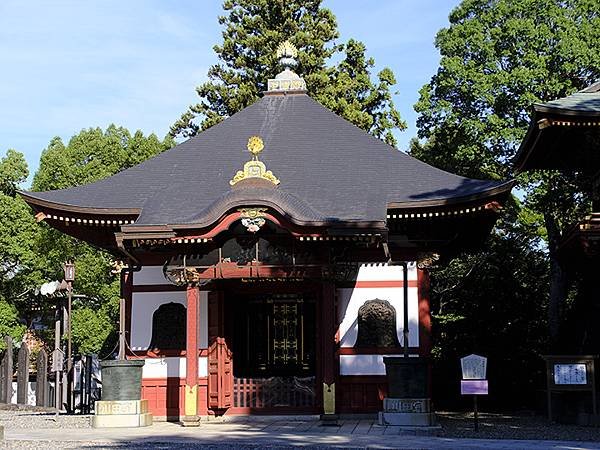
[378,398,436,427]
[92,399,152,428]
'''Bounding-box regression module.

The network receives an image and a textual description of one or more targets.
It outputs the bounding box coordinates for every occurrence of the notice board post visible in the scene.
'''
[543,355,597,423]
[460,354,488,432]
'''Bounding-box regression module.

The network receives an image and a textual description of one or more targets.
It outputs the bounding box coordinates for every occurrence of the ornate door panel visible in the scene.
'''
[208,337,233,409]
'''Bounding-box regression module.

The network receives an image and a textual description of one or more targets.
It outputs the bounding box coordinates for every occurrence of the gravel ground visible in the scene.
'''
[0,404,90,430]
[438,410,600,441]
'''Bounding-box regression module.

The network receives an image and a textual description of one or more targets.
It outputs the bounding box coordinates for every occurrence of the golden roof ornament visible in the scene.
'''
[267,40,306,92]
[230,136,280,186]
[276,41,298,65]
[247,135,264,157]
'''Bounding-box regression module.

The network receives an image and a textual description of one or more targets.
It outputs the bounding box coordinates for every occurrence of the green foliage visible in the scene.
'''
[0,298,26,350]
[414,0,600,405]
[0,150,41,326]
[430,205,550,406]
[33,125,174,191]
[414,0,600,180]
[0,149,28,196]
[70,297,118,355]
[171,0,405,146]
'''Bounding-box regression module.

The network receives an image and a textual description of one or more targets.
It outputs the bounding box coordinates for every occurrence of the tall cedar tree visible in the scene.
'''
[171,0,406,146]
[413,0,600,346]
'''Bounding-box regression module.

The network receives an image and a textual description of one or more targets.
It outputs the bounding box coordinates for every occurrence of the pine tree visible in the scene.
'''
[171,0,406,146]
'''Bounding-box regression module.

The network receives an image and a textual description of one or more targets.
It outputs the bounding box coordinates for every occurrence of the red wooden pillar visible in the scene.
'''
[319,282,337,416]
[184,284,200,424]
[417,268,433,398]
[417,268,432,357]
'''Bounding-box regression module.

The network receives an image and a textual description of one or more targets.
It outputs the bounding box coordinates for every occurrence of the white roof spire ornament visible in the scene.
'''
[267,41,307,92]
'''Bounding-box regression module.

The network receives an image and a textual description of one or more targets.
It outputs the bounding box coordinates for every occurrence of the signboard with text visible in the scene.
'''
[553,363,587,385]
[543,355,597,422]
[461,354,487,380]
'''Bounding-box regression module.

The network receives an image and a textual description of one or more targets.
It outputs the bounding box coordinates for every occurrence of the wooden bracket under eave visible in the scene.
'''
[35,212,47,222]
[538,118,551,129]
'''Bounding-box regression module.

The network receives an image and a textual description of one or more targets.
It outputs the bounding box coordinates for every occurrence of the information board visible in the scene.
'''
[461,354,487,380]
[553,363,587,385]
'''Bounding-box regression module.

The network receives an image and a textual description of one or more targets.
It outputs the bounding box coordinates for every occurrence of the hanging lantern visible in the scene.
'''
[63,261,75,282]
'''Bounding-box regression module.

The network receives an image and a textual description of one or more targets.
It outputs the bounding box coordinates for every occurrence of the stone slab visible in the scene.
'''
[378,411,436,426]
[92,412,153,428]
[383,398,431,413]
[95,399,148,415]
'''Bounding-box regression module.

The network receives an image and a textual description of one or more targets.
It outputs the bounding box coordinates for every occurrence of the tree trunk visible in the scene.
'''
[544,212,568,347]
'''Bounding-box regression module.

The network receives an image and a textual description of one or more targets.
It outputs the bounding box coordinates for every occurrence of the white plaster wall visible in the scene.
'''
[339,354,418,376]
[10,382,36,405]
[141,357,208,378]
[337,262,420,376]
[133,265,171,286]
[337,263,419,349]
[131,291,209,351]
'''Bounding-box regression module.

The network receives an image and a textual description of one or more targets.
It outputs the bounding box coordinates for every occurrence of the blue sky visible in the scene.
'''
[0,0,460,186]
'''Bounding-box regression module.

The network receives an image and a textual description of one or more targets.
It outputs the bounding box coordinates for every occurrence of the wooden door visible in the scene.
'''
[208,337,233,409]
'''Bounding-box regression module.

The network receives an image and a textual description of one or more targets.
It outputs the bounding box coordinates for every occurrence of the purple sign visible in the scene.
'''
[461,380,488,395]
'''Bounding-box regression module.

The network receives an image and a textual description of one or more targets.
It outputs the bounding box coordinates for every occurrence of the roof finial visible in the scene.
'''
[276,41,298,69]
[267,41,306,93]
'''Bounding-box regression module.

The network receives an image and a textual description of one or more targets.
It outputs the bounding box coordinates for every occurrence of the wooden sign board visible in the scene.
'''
[461,354,487,380]
[51,349,64,372]
[554,363,587,385]
[542,355,598,422]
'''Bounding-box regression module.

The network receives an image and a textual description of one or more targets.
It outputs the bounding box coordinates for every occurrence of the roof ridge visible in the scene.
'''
[581,80,600,93]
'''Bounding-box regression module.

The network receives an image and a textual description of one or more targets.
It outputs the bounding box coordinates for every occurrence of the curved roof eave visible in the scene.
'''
[387,180,515,209]
[18,191,141,216]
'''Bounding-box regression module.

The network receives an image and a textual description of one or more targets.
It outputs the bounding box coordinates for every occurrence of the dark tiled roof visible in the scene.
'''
[535,81,600,116]
[23,93,510,226]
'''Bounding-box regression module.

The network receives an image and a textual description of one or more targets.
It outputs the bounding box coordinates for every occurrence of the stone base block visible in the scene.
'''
[383,398,431,413]
[320,414,339,426]
[182,415,201,427]
[93,400,152,428]
[93,412,153,428]
[378,411,436,426]
[96,399,149,415]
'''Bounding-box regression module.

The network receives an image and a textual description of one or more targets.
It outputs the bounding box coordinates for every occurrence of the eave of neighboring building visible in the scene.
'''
[514,81,600,173]
[558,213,600,261]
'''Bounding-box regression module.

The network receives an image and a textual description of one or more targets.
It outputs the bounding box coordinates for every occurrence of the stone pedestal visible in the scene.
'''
[379,357,436,427]
[93,399,153,427]
[93,359,152,428]
[378,398,436,426]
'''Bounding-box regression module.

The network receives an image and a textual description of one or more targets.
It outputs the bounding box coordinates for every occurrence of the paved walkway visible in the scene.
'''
[5,417,600,449]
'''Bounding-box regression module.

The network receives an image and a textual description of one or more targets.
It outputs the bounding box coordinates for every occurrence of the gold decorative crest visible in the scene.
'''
[276,41,298,59]
[239,207,268,219]
[247,136,264,156]
[230,136,280,186]
[239,208,268,233]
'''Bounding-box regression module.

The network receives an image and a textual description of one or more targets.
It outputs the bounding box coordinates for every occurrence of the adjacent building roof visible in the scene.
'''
[514,81,600,173]
[21,92,511,229]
